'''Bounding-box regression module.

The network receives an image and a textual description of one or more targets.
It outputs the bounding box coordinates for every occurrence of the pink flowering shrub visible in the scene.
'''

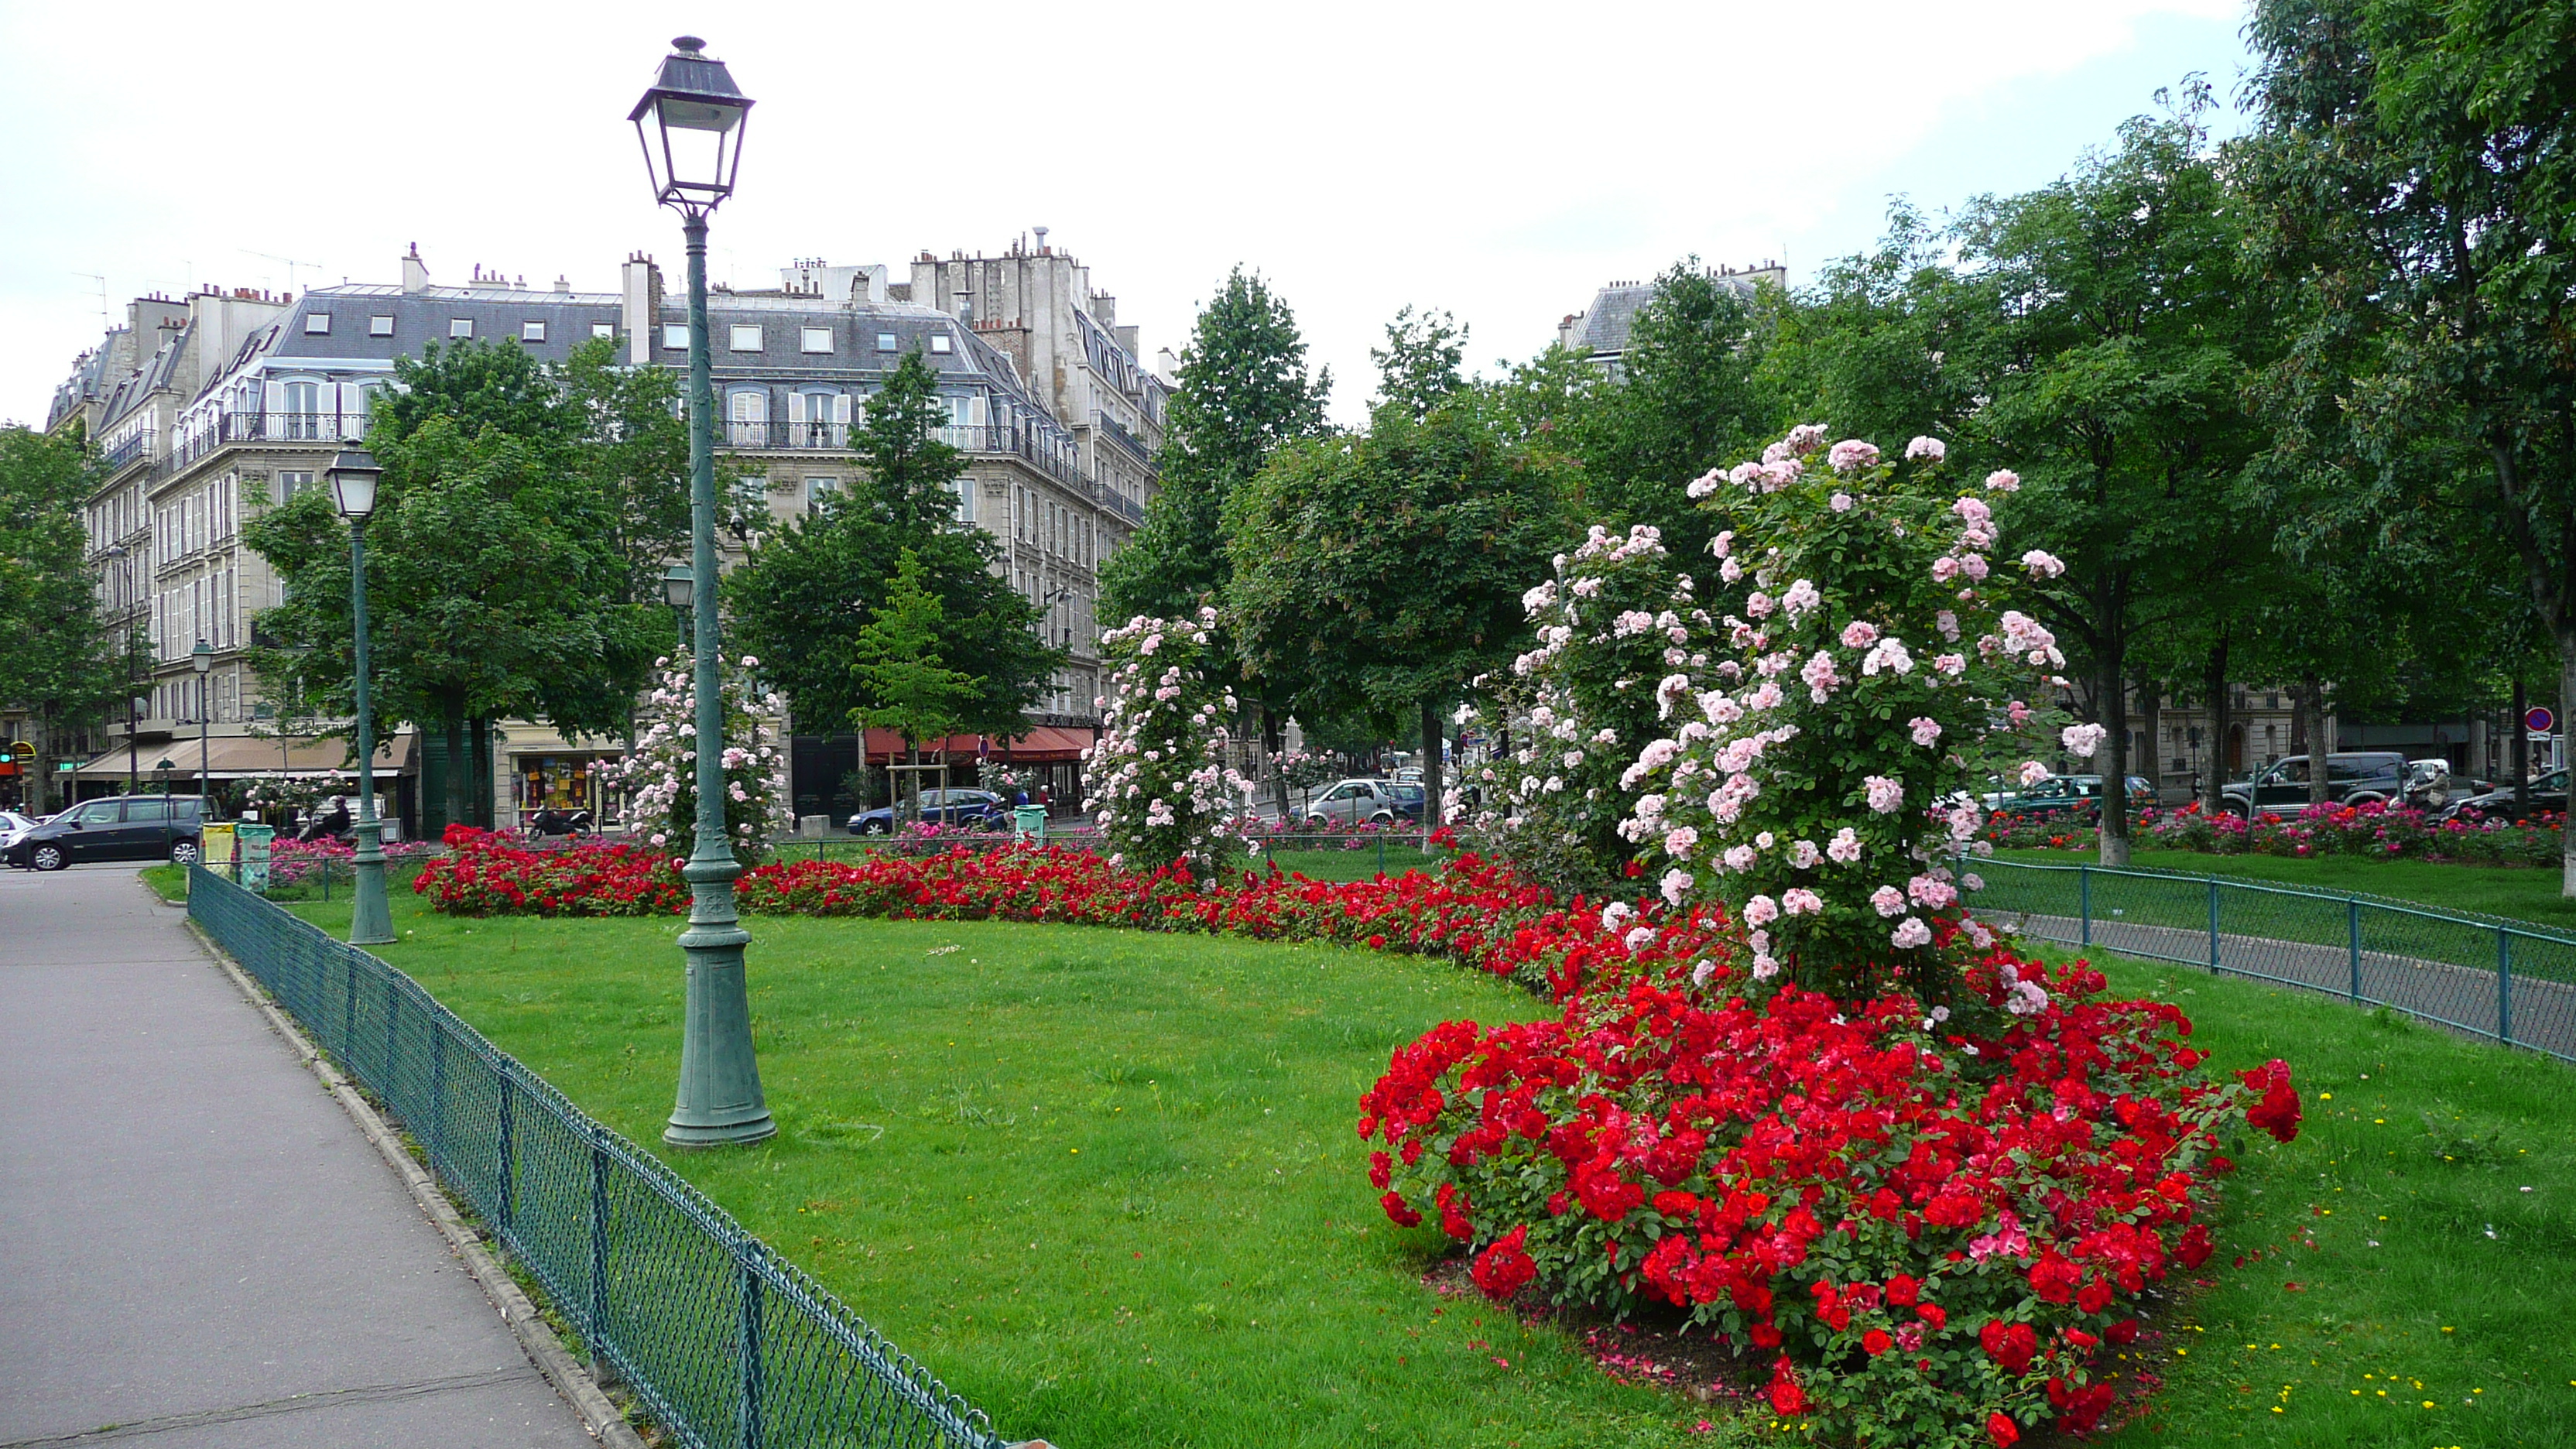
[1084,608,1257,872]
[1616,429,2078,1006]
[605,655,793,863]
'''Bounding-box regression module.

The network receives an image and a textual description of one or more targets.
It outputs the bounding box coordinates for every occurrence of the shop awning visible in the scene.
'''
[75,734,401,782]
[861,725,1095,764]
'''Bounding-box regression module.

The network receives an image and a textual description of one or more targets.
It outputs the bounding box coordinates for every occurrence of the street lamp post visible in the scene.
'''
[329,442,396,946]
[634,36,772,1148]
[191,639,212,806]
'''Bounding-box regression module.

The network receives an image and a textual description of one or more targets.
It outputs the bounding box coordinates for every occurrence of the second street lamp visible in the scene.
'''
[191,638,212,807]
[662,561,694,647]
[328,440,396,946]
[634,35,773,1148]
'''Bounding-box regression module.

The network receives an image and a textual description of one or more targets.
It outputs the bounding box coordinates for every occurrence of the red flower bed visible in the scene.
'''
[1362,940,2297,1447]
[414,827,1723,998]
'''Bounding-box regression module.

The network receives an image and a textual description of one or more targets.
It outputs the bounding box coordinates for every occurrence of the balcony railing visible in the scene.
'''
[1094,411,1153,464]
[101,431,154,472]
[167,410,366,474]
[724,420,851,450]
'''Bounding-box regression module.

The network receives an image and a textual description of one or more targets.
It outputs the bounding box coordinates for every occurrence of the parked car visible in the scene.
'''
[0,809,40,855]
[1982,774,2156,821]
[1302,778,1426,827]
[2218,752,2409,819]
[5,794,204,871]
[846,787,1009,835]
[2438,768,2568,824]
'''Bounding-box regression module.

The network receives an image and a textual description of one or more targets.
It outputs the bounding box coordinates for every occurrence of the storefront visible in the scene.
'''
[512,752,623,827]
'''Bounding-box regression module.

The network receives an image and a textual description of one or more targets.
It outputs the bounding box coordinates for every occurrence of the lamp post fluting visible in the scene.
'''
[328,442,395,945]
[634,36,772,1148]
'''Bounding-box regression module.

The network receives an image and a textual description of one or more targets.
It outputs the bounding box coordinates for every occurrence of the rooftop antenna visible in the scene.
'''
[70,272,108,330]
[241,248,325,292]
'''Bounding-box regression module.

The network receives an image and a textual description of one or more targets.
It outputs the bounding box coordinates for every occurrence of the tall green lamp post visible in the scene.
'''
[327,441,396,946]
[632,36,774,1147]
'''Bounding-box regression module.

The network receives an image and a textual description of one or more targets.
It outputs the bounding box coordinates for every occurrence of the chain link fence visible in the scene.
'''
[185,865,1010,1449]
[1972,858,2576,1062]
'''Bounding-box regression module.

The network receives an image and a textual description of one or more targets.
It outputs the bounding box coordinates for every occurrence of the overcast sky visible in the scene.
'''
[2,1,2258,430]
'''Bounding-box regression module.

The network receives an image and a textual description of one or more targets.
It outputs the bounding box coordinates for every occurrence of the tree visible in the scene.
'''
[1226,400,1569,828]
[727,350,1056,749]
[850,550,978,825]
[1569,260,1772,557]
[0,424,113,811]
[1954,93,2273,865]
[1099,266,1329,628]
[2242,0,2576,890]
[244,339,663,832]
[1369,306,1466,421]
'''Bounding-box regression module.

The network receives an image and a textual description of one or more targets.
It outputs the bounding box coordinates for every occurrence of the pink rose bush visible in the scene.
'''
[1083,608,1257,872]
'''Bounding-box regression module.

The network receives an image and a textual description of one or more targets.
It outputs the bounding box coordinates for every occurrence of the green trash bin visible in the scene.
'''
[238,822,276,891]
[1013,805,1047,844]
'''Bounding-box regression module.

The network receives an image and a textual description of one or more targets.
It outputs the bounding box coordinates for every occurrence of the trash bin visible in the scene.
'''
[238,823,275,891]
[200,823,238,881]
[1013,805,1046,844]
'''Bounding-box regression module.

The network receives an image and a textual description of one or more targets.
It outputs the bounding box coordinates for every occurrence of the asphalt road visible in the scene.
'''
[0,864,594,1447]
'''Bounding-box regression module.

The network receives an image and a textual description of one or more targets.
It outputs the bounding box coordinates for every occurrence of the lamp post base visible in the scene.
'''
[664,852,775,1149]
[349,822,396,946]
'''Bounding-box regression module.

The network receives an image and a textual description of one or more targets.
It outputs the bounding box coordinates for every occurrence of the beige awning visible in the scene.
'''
[77,733,400,781]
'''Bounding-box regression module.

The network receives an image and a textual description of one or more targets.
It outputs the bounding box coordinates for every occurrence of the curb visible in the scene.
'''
[174,892,647,1449]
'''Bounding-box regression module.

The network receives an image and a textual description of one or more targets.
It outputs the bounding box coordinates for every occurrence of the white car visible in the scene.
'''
[1302,778,1425,827]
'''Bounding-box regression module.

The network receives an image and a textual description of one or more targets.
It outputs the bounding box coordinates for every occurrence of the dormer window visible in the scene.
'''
[303,313,331,335]
[520,321,546,343]
[368,315,395,337]
[729,324,762,352]
[800,326,833,355]
[591,322,615,340]
[663,324,688,349]
[449,318,474,339]
[929,333,953,355]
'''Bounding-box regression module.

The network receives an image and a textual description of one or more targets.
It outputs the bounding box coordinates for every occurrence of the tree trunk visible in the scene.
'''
[442,694,468,838]
[2135,677,2162,806]
[1419,698,1445,834]
[2302,678,2331,808]
[906,738,921,827]
[1262,705,1289,820]
[2097,662,2132,868]
[2513,676,2530,819]
[2201,634,2232,814]
[2560,638,2576,896]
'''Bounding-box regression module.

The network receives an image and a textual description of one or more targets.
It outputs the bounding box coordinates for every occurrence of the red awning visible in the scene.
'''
[862,726,1094,764]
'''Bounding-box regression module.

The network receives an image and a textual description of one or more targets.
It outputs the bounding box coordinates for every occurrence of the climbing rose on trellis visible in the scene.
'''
[607,655,793,864]
[1082,608,1255,872]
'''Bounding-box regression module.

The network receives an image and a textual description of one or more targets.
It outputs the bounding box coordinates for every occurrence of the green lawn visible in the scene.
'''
[280,888,1701,1448]
[244,882,2575,1449]
[1995,845,2576,933]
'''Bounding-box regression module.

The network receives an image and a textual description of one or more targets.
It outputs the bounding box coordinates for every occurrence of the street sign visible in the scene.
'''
[5,741,31,762]
[2526,706,2556,735]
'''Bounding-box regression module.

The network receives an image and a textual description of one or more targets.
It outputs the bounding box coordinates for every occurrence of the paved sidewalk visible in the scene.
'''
[0,866,594,1447]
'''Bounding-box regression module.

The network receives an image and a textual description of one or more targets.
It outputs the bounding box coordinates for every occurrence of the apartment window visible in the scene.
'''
[928,332,953,355]
[591,322,615,340]
[800,326,833,355]
[875,331,898,352]
[805,477,840,511]
[303,313,331,335]
[449,318,474,338]
[279,471,315,501]
[663,324,689,350]
[368,315,395,337]
[521,320,547,343]
[729,324,762,352]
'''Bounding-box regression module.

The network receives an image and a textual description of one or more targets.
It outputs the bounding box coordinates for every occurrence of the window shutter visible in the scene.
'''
[834,394,852,426]
[787,392,807,426]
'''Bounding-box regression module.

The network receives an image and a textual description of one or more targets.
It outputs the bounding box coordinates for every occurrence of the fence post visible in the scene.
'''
[429,1023,448,1178]
[2347,899,2362,1004]
[342,951,358,1064]
[589,1125,612,1370]
[2497,928,2514,1046]
[2207,880,2220,973]
[2078,866,2091,947]
[496,1072,517,1233]
[384,973,401,1110]
[738,1249,766,1449]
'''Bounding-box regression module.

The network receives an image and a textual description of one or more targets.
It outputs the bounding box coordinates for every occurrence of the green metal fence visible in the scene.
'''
[186,865,1008,1449]
[1972,857,2576,1063]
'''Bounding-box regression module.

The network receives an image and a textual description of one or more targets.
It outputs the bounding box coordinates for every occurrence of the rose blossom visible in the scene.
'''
[2061,722,2108,758]
[1906,435,1947,461]
[1742,894,1781,927]
[1789,838,1821,868]
[1870,885,1907,917]
[1864,776,1904,814]
[2020,549,2066,577]
[1909,716,1943,747]
[1826,827,1863,864]
[1890,916,1934,949]
[1985,468,2021,492]
[1828,439,1882,472]
[1829,491,1855,512]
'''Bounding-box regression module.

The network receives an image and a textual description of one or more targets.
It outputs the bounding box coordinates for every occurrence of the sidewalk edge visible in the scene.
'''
[180,909,647,1449]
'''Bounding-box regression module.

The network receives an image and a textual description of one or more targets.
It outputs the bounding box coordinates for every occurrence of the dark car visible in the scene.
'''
[2439,768,2568,824]
[6,794,204,871]
[2218,752,2409,819]
[847,787,1011,835]
[1982,774,2156,822]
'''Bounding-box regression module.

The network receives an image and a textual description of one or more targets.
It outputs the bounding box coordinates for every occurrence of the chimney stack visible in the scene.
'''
[401,242,429,294]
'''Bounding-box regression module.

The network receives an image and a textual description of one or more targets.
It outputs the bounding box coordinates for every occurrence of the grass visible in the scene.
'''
[233,879,2574,1448]
[277,888,1702,1448]
[1995,846,2576,933]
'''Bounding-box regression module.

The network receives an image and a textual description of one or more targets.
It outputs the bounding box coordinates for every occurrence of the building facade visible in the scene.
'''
[1556,262,1786,375]
[46,236,1168,834]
